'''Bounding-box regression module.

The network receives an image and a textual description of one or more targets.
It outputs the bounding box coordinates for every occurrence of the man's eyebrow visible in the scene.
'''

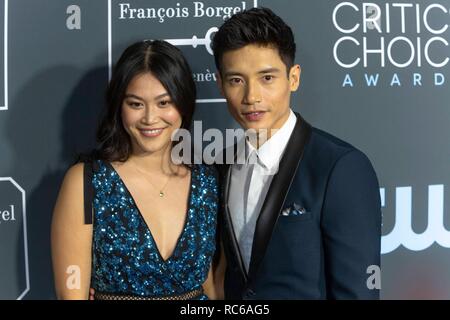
[224,68,282,77]
[224,71,244,77]
[258,67,282,74]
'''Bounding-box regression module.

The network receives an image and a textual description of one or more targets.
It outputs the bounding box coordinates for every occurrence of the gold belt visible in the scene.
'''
[94,287,204,301]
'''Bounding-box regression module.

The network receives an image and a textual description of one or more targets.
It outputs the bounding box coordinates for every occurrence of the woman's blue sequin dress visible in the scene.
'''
[89,160,219,300]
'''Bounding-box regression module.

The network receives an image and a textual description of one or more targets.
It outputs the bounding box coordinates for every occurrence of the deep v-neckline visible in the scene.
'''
[105,162,194,264]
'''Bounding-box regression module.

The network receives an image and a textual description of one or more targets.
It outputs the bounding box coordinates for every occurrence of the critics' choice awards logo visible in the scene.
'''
[332,2,450,88]
[110,1,258,103]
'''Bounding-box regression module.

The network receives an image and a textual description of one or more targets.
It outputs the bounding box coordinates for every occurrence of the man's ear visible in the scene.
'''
[216,72,225,97]
[289,64,301,92]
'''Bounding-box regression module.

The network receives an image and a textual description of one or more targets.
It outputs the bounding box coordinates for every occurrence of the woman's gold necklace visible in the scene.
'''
[156,177,170,197]
[132,163,174,198]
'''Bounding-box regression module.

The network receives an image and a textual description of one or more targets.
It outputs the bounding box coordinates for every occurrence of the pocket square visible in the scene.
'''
[281,203,309,217]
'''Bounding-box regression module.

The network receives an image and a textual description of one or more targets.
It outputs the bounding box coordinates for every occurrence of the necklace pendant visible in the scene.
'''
[159,191,164,197]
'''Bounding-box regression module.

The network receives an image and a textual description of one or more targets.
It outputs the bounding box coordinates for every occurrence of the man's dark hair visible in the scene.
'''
[212,7,296,75]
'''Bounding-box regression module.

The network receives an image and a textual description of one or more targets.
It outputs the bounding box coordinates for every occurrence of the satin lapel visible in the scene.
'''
[247,113,312,285]
[222,145,248,281]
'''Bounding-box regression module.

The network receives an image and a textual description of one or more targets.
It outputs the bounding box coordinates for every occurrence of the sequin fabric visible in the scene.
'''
[90,160,218,300]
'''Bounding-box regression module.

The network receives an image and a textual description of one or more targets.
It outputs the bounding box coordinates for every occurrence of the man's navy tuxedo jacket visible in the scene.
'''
[219,113,381,300]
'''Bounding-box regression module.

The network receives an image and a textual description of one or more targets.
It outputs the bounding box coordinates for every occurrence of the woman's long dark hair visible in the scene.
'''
[94,40,196,162]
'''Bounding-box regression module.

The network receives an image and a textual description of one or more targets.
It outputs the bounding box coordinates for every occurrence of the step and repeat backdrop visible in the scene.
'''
[0,0,449,299]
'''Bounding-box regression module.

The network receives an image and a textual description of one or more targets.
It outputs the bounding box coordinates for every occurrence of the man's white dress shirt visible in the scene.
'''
[228,109,297,272]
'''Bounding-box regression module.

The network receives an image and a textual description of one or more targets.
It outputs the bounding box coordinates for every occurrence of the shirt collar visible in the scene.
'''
[243,109,297,170]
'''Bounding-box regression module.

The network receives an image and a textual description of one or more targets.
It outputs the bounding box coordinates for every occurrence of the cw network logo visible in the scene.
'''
[381,184,449,254]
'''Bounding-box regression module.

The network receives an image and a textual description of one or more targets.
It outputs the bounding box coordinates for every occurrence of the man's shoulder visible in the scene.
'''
[309,127,357,155]
[305,126,372,171]
[307,126,370,160]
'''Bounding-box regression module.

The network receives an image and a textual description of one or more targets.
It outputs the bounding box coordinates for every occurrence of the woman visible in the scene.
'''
[51,40,222,300]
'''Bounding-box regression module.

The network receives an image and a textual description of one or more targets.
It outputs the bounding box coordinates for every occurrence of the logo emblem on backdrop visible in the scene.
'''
[108,0,259,103]
[332,2,449,88]
[381,185,450,254]
[0,178,29,299]
[0,0,8,111]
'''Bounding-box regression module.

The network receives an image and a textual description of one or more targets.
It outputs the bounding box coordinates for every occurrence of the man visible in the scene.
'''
[212,7,381,299]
